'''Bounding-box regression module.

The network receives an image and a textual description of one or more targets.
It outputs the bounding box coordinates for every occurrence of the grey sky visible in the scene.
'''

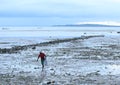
[0,0,120,26]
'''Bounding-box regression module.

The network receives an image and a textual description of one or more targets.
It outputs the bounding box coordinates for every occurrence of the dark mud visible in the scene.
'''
[0,35,104,54]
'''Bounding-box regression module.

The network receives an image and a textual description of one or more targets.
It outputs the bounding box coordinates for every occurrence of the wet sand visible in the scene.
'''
[0,35,120,85]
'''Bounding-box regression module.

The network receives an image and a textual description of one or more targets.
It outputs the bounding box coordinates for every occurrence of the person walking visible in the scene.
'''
[37,51,46,70]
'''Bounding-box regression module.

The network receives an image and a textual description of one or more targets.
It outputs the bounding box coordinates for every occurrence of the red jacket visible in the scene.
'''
[38,52,46,59]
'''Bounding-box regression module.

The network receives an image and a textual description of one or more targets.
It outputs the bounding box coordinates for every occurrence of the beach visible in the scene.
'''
[0,27,120,85]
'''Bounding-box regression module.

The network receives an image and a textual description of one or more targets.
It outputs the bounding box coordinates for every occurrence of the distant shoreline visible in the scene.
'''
[52,23,120,27]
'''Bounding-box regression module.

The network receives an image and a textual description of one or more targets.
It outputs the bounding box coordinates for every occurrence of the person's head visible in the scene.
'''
[40,51,44,53]
[40,51,42,53]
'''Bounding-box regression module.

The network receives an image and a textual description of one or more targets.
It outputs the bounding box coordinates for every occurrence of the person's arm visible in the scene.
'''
[44,54,47,59]
[37,55,40,61]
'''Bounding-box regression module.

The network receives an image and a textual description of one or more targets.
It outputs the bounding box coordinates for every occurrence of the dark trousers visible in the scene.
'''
[41,58,45,68]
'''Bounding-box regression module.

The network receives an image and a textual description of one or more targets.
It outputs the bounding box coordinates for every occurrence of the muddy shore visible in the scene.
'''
[1,34,120,85]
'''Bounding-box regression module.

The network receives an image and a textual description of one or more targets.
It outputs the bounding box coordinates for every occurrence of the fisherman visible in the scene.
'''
[37,51,46,70]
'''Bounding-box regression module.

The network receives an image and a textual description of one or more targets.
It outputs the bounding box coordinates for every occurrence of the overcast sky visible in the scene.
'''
[0,0,120,26]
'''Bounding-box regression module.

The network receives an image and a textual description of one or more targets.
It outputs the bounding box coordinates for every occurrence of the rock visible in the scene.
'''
[105,66,107,69]
[50,68,54,70]
[32,46,36,49]
[87,71,101,76]
[117,31,120,33]
[34,67,40,69]
[51,81,55,83]
[47,81,55,84]
[47,81,51,84]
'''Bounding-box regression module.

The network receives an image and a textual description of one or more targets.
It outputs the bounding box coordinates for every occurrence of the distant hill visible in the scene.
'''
[53,24,120,27]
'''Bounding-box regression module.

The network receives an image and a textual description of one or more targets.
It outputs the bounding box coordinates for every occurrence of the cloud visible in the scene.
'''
[0,0,120,26]
[0,0,120,18]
